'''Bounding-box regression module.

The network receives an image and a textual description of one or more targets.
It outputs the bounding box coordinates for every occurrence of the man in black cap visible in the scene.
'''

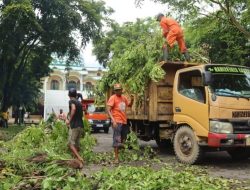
[66,88,84,165]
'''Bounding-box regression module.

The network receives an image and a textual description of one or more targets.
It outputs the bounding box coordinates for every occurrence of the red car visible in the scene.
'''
[84,104,111,133]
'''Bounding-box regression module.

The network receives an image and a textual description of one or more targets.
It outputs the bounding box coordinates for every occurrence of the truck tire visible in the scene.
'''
[174,126,203,164]
[228,148,250,161]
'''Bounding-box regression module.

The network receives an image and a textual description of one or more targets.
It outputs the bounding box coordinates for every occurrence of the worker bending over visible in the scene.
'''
[156,13,190,61]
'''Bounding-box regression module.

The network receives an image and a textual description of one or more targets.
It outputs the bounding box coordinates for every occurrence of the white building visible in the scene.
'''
[41,56,106,120]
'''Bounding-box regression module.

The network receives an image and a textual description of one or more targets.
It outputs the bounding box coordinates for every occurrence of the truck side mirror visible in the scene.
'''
[204,71,213,85]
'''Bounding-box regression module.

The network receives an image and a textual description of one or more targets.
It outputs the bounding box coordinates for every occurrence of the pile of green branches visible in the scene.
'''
[94,19,209,104]
[0,121,241,190]
[0,121,96,189]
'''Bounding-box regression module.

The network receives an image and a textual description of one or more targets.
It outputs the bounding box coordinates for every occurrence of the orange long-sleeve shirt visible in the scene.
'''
[160,16,182,37]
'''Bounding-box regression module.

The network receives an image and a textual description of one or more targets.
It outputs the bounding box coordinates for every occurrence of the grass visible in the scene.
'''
[0,125,26,141]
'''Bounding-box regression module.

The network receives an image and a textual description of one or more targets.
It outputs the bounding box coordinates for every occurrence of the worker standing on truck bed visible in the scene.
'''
[156,13,190,62]
[107,84,134,164]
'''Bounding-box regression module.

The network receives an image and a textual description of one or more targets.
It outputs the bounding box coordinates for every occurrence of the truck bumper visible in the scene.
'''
[208,133,250,147]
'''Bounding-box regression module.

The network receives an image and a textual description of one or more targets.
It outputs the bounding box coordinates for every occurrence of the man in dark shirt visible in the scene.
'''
[66,88,84,165]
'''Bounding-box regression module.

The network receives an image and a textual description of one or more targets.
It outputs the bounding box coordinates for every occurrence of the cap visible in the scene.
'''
[113,83,122,90]
[68,88,77,97]
[156,13,164,21]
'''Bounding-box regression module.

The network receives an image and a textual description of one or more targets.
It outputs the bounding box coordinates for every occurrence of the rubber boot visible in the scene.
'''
[162,45,168,62]
[183,52,190,62]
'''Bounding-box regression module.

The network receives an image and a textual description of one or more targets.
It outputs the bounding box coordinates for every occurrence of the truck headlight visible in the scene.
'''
[88,119,93,124]
[105,120,110,124]
[210,120,233,134]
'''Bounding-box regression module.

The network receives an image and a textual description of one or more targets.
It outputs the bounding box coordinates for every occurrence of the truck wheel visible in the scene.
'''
[174,126,203,164]
[228,148,250,161]
[104,127,109,134]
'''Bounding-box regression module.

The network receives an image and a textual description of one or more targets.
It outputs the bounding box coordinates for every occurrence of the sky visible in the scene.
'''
[82,0,167,68]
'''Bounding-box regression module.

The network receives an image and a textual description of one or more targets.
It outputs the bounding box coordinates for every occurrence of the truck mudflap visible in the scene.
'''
[208,133,250,147]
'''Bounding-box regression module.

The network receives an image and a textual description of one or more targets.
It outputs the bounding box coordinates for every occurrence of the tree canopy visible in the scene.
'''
[185,12,250,65]
[136,0,250,39]
[93,1,249,98]
[0,0,111,111]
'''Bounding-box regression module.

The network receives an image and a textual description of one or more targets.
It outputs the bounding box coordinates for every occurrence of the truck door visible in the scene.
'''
[173,69,209,137]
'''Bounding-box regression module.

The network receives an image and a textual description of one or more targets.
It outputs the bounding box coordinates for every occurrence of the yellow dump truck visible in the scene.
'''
[107,61,250,164]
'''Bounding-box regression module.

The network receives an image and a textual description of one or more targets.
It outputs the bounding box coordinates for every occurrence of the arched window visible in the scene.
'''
[85,82,94,92]
[67,80,77,90]
[51,80,59,90]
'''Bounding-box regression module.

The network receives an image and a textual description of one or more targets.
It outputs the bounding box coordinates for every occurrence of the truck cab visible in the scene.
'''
[173,64,250,163]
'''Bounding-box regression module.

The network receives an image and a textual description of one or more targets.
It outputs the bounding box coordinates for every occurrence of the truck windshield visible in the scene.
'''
[210,74,250,98]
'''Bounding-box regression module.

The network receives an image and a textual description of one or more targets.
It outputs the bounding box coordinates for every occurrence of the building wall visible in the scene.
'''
[44,90,87,120]
[42,67,105,120]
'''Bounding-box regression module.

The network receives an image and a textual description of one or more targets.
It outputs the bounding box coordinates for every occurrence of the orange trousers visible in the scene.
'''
[166,27,187,53]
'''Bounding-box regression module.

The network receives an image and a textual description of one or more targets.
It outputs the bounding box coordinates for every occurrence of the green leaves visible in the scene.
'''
[94,18,166,98]
[0,0,110,112]
[137,0,250,39]
[0,121,95,189]
[149,64,166,82]
[93,165,234,190]
[0,122,246,189]
[185,14,250,65]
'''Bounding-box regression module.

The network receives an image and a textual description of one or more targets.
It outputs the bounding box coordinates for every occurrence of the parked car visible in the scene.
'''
[85,104,111,133]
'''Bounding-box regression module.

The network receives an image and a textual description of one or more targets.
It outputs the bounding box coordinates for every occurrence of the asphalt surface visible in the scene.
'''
[92,128,250,182]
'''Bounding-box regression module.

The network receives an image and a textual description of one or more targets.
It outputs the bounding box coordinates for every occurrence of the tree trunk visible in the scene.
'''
[1,87,11,112]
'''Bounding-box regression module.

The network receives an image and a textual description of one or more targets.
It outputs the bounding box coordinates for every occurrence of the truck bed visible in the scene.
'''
[127,61,198,122]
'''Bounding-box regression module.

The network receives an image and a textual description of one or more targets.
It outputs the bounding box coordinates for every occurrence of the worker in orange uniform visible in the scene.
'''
[107,84,134,164]
[156,13,190,61]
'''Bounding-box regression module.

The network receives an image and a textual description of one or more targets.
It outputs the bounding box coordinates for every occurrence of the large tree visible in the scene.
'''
[185,13,250,65]
[136,0,250,39]
[0,0,111,111]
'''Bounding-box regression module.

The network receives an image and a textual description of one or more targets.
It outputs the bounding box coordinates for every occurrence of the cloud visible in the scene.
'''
[105,0,167,24]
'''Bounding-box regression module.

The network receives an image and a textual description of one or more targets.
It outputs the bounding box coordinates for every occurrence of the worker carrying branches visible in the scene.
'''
[156,13,190,62]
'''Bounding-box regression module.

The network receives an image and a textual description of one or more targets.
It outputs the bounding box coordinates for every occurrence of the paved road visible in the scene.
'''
[92,129,250,182]
[93,128,157,153]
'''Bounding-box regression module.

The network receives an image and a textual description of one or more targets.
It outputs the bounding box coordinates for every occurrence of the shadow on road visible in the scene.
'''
[148,143,250,180]
[141,140,250,168]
